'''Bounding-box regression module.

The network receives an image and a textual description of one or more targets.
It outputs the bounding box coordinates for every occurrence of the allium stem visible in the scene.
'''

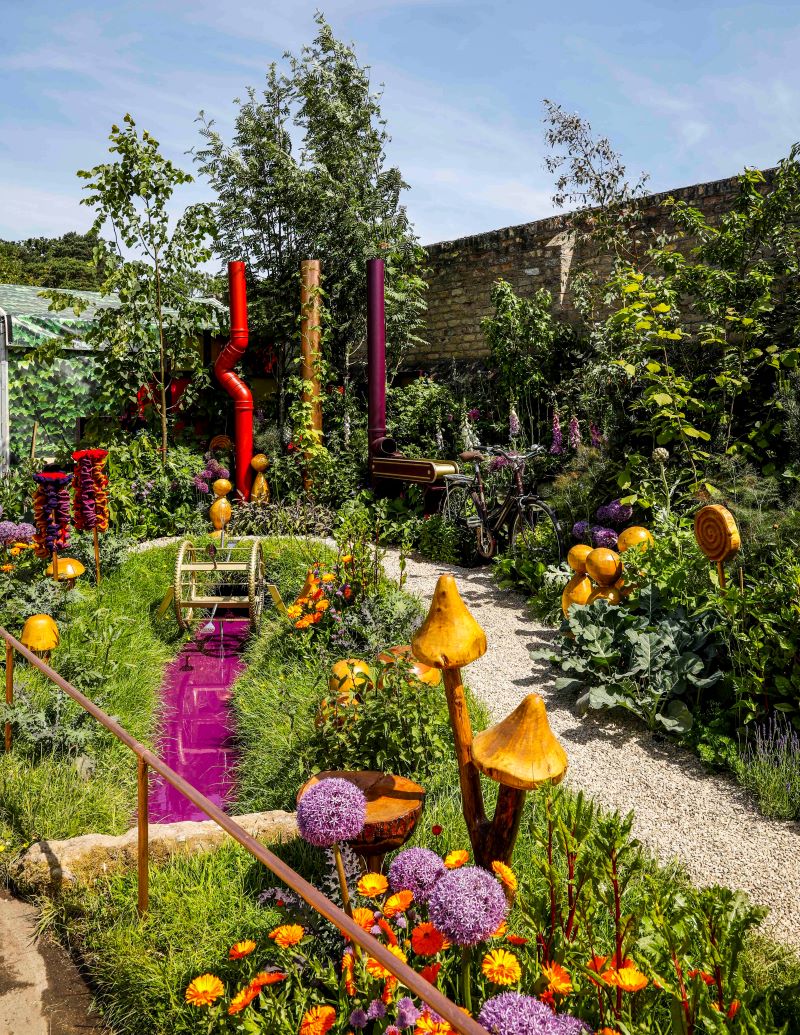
[461,946,473,1015]
[333,842,354,920]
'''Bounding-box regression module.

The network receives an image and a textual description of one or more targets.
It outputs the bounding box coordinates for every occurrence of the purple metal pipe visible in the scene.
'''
[367,258,387,456]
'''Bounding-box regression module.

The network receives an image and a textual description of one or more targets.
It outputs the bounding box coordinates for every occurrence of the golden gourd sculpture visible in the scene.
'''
[251,454,270,504]
[562,526,654,617]
[412,574,567,866]
[694,505,740,589]
[209,478,233,536]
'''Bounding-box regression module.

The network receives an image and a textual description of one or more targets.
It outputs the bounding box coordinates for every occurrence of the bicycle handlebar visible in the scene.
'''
[481,445,546,463]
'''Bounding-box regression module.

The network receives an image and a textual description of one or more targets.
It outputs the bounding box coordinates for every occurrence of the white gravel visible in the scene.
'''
[383,549,800,950]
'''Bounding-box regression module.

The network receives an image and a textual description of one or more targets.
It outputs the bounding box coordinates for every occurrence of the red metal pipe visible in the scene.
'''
[214,261,253,500]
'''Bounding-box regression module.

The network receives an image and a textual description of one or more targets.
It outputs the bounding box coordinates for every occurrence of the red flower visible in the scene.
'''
[431,825,443,836]
[337,385,345,394]
[539,988,556,1010]
[688,969,715,986]
[288,442,296,451]
[420,962,442,985]
[727,1000,740,1020]
[507,934,529,946]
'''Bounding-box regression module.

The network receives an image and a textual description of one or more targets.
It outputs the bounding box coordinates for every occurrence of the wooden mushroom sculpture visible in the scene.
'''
[45,557,85,589]
[471,694,567,865]
[20,614,59,658]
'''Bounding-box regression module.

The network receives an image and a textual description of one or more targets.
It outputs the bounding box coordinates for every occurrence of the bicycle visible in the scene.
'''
[442,445,564,562]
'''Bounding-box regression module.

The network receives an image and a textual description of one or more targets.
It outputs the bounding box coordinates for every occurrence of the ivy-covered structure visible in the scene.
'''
[0,283,226,470]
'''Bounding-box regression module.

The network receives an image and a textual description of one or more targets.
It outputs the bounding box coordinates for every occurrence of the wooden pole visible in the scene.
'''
[52,548,59,583]
[333,843,354,920]
[717,560,726,589]
[93,527,101,586]
[137,756,149,915]
[4,643,12,752]
[442,667,487,853]
[300,260,322,435]
[30,421,38,460]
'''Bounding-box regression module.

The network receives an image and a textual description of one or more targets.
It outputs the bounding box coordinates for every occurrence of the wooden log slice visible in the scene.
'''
[297,770,425,858]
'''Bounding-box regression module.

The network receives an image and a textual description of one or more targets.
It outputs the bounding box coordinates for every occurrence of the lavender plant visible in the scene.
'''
[736,714,800,820]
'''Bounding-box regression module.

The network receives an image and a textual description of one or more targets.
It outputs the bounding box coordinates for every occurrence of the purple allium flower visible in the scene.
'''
[427,866,507,946]
[590,526,618,549]
[296,777,366,847]
[571,520,590,542]
[589,422,603,449]
[596,500,633,526]
[396,997,421,1028]
[467,407,481,420]
[568,415,581,450]
[549,412,563,455]
[14,523,36,544]
[193,475,210,493]
[388,848,446,904]
[478,992,591,1034]
[367,999,387,1020]
[0,522,19,547]
[349,1008,368,1029]
[395,915,407,929]
[509,407,521,438]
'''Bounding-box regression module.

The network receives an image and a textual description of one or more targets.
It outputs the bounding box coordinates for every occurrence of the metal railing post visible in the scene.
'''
[137,756,149,915]
[4,642,12,751]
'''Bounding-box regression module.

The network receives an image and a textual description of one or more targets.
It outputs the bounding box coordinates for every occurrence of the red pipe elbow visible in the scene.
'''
[214,261,253,501]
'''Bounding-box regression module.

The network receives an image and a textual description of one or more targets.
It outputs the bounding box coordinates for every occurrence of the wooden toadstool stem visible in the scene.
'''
[442,667,487,853]
[479,786,527,869]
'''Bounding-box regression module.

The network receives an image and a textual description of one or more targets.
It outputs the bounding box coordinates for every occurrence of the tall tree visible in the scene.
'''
[44,115,220,459]
[196,14,426,432]
[0,231,105,289]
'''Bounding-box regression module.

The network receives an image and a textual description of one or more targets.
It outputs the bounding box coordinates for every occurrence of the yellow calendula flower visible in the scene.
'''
[357,872,388,897]
[542,961,573,996]
[444,850,469,869]
[491,860,518,893]
[229,939,256,959]
[268,923,304,948]
[340,554,353,564]
[384,890,413,917]
[185,973,225,1007]
[287,604,302,619]
[607,964,648,993]
[366,944,407,979]
[481,948,522,985]
[322,572,336,582]
[315,599,329,612]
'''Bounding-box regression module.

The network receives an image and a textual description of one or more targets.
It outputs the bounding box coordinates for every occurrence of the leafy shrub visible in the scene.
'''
[545,597,722,734]
[228,498,335,539]
[0,684,98,757]
[417,514,462,564]
[330,583,423,656]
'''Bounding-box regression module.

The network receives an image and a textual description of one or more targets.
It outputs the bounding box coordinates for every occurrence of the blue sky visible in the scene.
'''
[2,0,800,246]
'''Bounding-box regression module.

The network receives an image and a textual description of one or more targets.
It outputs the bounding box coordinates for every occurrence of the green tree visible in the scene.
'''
[44,115,221,460]
[195,14,426,433]
[0,232,105,289]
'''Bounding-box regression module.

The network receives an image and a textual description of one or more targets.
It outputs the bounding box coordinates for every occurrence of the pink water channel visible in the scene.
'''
[149,618,249,823]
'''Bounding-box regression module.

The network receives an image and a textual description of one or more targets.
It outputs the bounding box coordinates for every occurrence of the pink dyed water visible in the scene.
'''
[149,619,249,823]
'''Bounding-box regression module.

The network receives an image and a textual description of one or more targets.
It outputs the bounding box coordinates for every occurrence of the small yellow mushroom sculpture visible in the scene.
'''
[562,526,654,617]
[20,614,59,658]
[412,574,567,867]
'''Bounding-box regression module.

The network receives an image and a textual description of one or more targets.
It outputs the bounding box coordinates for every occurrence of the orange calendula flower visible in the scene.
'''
[377,916,399,946]
[415,1014,454,1035]
[482,948,522,985]
[357,873,388,897]
[491,860,518,893]
[340,555,353,564]
[492,921,508,939]
[444,849,469,869]
[384,890,413,917]
[316,599,329,612]
[382,975,398,1003]
[366,945,407,979]
[352,906,376,932]
[598,1030,623,1035]
[251,971,286,987]
[1,564,13,573]
[287,604,302,619]
[185,973,225,1007]
[322,573,336,582]
[269,923,305,948]
[411,922,446,956]
[542,961,573,996]
[342,951,356,996]
[229,939,256,959]
[607,964,648,993]
[299,1004,337,1035]
[419,961,441,984]
[228,982,261,1014]
[507,934,529,946]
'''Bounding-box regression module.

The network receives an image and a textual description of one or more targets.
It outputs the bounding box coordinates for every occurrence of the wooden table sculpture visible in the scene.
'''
[297,770,425,872]
[694,505,741,589]
[412,574,568,867]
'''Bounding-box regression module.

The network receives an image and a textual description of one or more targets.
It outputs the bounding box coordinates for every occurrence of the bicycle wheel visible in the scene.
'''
[509,500,565,563]
[442,484,496,559]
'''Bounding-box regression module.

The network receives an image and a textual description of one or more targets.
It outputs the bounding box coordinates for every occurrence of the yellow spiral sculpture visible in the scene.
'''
[694,505,740,589]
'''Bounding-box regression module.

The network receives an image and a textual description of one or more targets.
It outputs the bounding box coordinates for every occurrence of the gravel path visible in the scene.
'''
[383,549,800,950]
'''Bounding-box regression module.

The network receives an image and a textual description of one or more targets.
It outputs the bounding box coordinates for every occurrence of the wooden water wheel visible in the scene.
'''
[297,770,425,871]
[173,538,264,634]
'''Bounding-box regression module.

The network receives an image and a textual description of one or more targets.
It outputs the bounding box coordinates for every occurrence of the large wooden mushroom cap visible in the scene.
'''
[471,693,568,791]
[412,574,487,669]
[376,645,442,687]
[45,558,85,582]
[20,614,59,652]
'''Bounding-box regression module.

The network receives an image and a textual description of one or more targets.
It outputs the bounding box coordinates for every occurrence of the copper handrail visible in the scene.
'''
[0,627,490,1035]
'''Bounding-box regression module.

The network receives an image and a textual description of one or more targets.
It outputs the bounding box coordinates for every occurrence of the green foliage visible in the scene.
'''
[42,115,221,458]
[546,598,722,734]
[228,497,335,539]
[0,232,105,289]
[734,715,800,821]
[417,513,463,564]
[386,375,460,458]
[196,14,427,432]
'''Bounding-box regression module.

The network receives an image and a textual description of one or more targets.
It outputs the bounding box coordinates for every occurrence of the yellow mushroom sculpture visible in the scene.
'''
[20,614,59,657]
[412,574,567,866]
[45,557,85,589]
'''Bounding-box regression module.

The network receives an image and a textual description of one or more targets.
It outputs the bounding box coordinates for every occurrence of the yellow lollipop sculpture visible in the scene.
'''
[251,454,270,503]
[209,478,233,539]
[694,505,740,589]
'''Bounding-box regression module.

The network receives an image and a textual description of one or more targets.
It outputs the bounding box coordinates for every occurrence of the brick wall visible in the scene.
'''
[414,169,774,365]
